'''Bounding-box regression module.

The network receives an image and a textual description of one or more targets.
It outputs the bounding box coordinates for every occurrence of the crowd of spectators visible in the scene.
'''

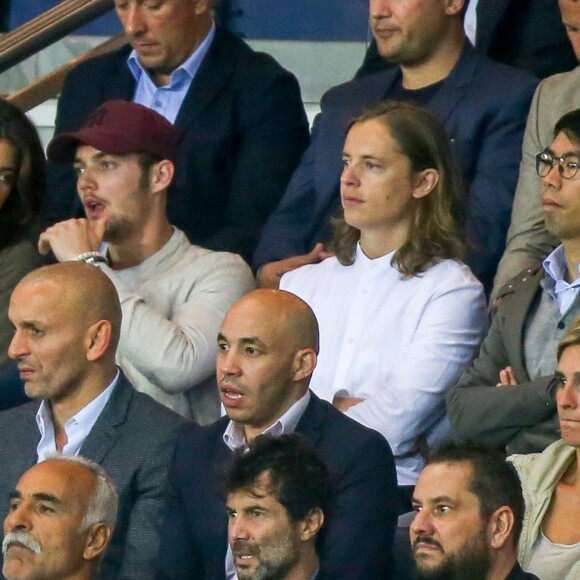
[1,0,580,578]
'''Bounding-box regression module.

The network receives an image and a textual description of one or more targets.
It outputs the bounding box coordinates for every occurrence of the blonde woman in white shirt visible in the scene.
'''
[281,101,487,502]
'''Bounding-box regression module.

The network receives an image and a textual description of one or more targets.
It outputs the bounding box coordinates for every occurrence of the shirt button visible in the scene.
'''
[558,321,565,329]
[154,101,162,108]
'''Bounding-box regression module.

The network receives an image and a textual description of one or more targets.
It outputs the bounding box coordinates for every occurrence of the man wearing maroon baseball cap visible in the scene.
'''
[40,100,255,424]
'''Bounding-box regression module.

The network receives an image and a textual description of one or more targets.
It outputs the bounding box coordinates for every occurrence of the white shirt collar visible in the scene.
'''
[35,369,120,462]
[223,390,311,452]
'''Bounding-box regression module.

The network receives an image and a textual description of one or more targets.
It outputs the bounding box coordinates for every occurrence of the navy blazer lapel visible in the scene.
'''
[295,392,327,448]
[428,44,479,127]
[103,45,136,102]
[79,374,133,464]
[175,28,234,128]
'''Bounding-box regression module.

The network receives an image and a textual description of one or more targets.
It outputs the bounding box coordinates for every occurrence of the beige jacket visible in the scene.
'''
[493,66,580,298]
[509,440,580,579]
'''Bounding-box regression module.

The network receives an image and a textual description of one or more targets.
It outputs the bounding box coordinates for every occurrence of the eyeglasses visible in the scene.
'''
[536,149,580,179]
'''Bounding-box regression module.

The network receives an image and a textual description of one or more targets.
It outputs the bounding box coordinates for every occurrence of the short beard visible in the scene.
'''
[414,529,491,580]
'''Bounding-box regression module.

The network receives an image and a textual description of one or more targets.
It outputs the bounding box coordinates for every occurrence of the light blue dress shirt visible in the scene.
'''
[127,22,216,123]
[542,244,580,315]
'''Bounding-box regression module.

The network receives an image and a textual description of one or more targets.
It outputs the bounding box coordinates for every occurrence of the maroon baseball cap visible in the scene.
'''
[47,100,184,163]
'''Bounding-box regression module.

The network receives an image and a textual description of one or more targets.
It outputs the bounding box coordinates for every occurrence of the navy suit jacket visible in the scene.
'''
[253,44,537,293]
[476,0,576,79]
[46,28,310,262]
[0,373,188,580]
[156,393,399,579]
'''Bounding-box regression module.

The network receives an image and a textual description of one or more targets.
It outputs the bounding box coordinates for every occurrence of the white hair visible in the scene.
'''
[41,454,118,530]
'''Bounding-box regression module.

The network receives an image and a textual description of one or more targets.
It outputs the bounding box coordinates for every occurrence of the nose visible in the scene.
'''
[8,330,29,361]
[340,163,360,188]
[557,382,579,411]
[410,509,435,538]
[542,161,563,190]
[77,167,97,195]
[217,348,242,378]
[118,4,147,36]
[370,0,392,18]
[4,503,32,533]
[228,516,250,542]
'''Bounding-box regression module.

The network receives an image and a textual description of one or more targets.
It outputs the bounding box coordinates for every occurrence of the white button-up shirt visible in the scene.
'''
[281,246,487,485]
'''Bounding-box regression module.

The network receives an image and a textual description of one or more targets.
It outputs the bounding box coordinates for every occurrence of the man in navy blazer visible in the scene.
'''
[253,0,538,294]
[0,262,187,580]
[156,289,398,579]
[46,0,309,262]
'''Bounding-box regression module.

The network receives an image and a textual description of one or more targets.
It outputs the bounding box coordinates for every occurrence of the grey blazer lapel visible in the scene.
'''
[79,375,132,464]
[503,268,545,382]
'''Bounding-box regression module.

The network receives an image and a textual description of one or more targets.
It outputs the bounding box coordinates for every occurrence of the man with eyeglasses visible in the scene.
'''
[493,0,580,295]
[447,108,580,457]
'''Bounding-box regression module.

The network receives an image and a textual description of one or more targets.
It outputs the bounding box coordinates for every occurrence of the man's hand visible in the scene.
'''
[38,219,105,262]
[333,396,365,412]
[496,366,519,387]
[257,243,334,289]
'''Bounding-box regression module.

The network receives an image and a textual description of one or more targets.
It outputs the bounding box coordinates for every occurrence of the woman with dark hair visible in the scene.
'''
[0,99,44,371]
[281,101,487,492]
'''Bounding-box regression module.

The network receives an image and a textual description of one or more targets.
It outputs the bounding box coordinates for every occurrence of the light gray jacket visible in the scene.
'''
[509,440,580,580]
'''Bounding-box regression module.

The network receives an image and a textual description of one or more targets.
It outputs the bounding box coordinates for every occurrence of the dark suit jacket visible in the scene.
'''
[253,44,537,293]
[156,392,399,579]
[447,265,559,454]
[476,0,576,79]
[46,28,310,262]
[0,373,188,580]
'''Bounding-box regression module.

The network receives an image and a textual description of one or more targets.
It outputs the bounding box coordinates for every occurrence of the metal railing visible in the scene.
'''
[0,0,125,112]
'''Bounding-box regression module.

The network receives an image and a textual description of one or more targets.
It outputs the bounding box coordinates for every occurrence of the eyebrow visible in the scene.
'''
[544,147,580,157]
[411,495,455,505]
[217,333,268,349]
[73,151,114,165]
[9,491,62,505]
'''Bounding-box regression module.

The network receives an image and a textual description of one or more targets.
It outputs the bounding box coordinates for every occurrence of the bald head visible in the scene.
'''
[18,262,121,351]
[217,290,320,436]
[227,289,319,354]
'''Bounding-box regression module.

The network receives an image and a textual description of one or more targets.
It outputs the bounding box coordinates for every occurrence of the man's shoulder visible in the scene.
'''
[534,65,580,106]
[495,263,544,301]
[211,28,297,82]
[68,44,132,78]
[451,48,538,106]
[0,400,38,429]
[301,395,393,459]
[124,385,190,433]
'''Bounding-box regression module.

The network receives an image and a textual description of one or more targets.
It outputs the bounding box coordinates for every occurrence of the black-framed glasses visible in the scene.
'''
[536,149,580,179]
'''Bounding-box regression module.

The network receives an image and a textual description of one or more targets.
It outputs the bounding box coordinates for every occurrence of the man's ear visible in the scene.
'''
[444,0,465,17]
[299,508,324,542]
[487,506,515,550]
[85,320,112,362]
[292,348,317,382]
[412,168,439,199]
[83,523,113,561]
[150,160,174,194]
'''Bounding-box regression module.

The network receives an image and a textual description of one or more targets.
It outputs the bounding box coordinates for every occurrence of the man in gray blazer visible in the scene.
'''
[448,108,580,456]
[493,0,580,294]
[0,261,187,580]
